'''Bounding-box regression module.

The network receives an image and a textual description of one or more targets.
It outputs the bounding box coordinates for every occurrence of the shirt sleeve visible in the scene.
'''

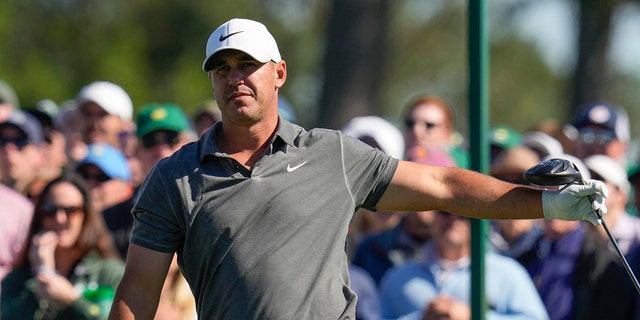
[339,133,399,211]
[130,164,185,253]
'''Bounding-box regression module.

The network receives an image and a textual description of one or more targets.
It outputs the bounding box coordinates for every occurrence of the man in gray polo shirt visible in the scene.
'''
[110,18,608,320]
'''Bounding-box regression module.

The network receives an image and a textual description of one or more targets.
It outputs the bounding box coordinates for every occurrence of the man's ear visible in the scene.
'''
[275,60,287,88]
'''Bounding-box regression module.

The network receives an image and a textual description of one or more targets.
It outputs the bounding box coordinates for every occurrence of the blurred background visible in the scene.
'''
[1,0,638,143]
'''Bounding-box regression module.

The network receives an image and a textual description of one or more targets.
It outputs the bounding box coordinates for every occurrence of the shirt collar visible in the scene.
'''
[198,117,302,162]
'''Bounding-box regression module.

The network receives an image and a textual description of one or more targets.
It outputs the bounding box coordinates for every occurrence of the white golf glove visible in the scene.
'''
[542,179,608,226]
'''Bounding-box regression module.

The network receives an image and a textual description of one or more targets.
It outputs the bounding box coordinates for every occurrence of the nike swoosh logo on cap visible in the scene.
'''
[219,31,244,41]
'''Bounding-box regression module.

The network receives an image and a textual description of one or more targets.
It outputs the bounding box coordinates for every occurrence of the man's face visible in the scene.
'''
[0,125,43,186]
[404,103,452,150]
[77,163,132,212]
[78,102,123,146]
[574,126,626,162]
[432,211,470,248]
[136,130,186,177]
[208,50,286,126]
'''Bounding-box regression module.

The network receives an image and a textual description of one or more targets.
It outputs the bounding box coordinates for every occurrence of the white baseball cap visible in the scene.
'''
[584,154,630,194]
[341,116,405,160]
[202,18,282,72]
[76,81,133,121]
[521,131,564,158]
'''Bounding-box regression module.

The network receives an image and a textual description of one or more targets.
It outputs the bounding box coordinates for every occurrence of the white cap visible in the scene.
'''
[584,154,630,194]
[521,131,564,158]
[76,81,133,121]
[341,116,405,160]
[202,18,282,72]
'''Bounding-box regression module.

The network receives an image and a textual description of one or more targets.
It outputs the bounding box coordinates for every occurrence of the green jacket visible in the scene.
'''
[1,251,125,320]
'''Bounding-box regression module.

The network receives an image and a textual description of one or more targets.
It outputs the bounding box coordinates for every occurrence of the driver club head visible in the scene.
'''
[523,158,584,186]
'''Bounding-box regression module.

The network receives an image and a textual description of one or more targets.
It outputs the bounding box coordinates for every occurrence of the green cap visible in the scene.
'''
[490,125,521,150]
[136,103,190,137]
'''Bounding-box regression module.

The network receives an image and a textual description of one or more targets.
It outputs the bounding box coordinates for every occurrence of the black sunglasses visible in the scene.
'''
[78,169,111,183]
[577,128,615,146]
[0,136,30,150]
[141,131,180,149]
[404,119,439,130]
[41,203,83,217]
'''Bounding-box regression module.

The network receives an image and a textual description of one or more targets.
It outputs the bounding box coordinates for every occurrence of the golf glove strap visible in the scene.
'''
[542,179,608,226]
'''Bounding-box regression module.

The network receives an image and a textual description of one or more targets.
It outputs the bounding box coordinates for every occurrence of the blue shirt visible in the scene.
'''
[353,219,425,286]
[349,264,381,320]
[379,243,548,320]
[524,224,583,320]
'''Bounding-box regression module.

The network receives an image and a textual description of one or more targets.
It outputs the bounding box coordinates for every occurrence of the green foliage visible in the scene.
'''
[0,0,262,113]
[490,34,571,131]
[0,0,637,140]
[384,1,468,126]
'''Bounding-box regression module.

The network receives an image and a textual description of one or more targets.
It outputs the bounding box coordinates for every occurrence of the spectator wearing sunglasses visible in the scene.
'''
[1,174,124,320]
[76,143,133,259]
[134,103,198,320]
[571,102,630,168]
[0,109,48,200]
[401,95,468,168]
[135,103,196,179]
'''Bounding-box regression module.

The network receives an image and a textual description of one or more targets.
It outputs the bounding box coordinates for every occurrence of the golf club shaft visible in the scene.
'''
[583,189,640,295]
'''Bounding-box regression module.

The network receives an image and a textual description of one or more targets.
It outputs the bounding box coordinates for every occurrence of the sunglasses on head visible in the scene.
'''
[404,119,439,130]
[40,203,83,217]
[141,130,180,149]
[0,136,30,150]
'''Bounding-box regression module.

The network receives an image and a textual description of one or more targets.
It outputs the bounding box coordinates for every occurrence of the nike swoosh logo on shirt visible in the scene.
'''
[287,161,308,172]
[219,31,244,41]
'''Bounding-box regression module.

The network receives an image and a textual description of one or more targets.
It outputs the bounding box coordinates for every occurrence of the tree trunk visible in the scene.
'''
[571,0,618,112]
[316,0,390,129]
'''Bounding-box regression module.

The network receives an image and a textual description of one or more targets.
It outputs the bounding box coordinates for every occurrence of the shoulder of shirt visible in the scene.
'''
[0,183,33,209]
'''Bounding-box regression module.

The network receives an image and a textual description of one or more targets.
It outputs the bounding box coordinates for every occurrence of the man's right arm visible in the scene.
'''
[378,160,607,223]
[108,243,174,320]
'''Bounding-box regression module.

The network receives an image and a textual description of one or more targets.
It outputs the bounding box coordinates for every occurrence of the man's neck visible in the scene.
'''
[436,242,470,261]
[217,118,278,170]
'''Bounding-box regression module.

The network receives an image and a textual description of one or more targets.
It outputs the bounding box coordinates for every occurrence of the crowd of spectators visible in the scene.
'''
[1,75,639,319]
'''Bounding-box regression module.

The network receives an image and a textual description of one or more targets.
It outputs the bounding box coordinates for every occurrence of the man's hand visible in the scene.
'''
[422,295,470,320]
[542,179,608,225]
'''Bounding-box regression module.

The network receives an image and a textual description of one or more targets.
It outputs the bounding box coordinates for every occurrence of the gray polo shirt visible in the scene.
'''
[131,119,398,319]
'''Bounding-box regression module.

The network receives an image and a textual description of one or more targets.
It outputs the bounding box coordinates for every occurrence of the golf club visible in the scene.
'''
[523,158,640,295]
